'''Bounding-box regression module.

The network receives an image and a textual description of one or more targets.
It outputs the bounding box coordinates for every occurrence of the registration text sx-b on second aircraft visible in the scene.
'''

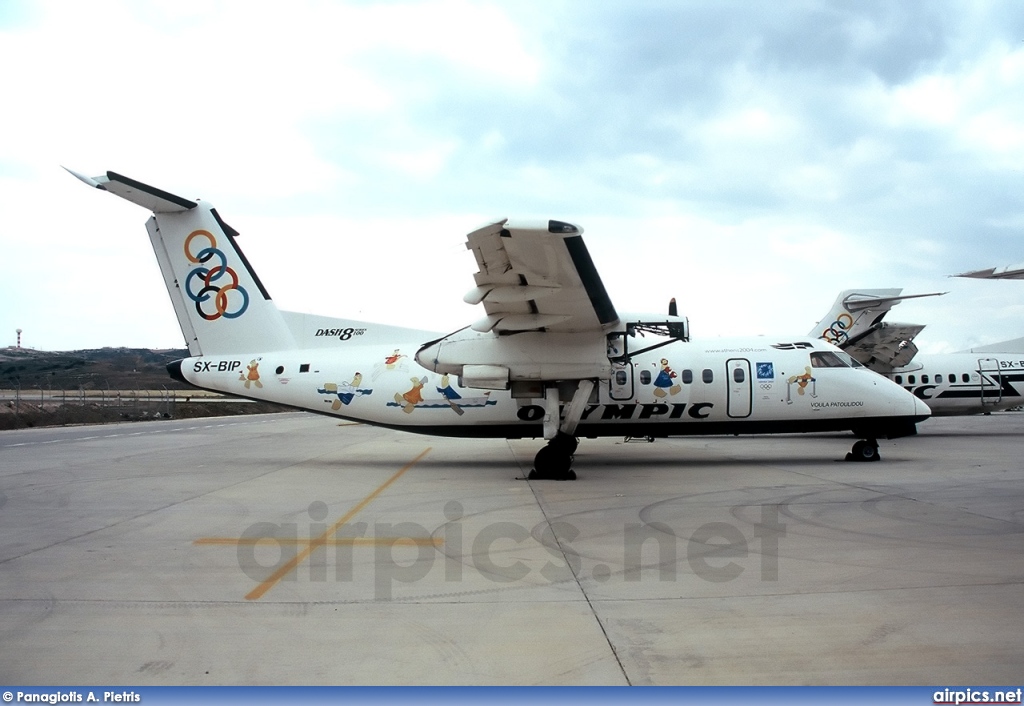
[70,169,930,478]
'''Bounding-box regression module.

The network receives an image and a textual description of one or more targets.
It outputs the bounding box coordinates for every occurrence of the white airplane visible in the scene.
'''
[812,289,1024,415]
[952,262,1024,353]
[70,169,929,476]
[954,262,1024,280]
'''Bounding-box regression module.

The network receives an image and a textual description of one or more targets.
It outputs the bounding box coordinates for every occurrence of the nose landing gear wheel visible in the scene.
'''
[845,439,880,462]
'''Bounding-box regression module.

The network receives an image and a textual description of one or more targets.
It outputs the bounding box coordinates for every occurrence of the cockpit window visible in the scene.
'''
[838,352,864,368]
[810,351,851,368]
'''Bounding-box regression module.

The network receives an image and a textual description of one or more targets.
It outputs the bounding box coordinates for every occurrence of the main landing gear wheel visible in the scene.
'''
[529,434,578,481]
[845,439,880,462]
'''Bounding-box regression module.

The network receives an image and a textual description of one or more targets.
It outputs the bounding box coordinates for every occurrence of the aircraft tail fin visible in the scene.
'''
[69,169,296,356]
[809,288,947,371]
[809,288,944,345]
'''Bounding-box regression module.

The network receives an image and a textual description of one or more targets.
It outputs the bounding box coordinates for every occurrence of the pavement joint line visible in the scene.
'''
[195,537,442,546]
[225,446,433,601]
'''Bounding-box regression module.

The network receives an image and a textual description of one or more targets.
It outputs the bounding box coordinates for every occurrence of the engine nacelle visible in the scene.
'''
[415,329,610,390]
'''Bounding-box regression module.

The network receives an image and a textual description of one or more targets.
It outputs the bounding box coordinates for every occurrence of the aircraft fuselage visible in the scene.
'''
[889,353,1024,415]
[170,330,928,440]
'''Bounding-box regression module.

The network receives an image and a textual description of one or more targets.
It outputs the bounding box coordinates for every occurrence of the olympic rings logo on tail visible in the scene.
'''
[183,229,250,321]
[821,312,853,344]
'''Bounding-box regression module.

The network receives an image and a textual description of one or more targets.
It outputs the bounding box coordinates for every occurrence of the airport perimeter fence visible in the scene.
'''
[0,386,259,429]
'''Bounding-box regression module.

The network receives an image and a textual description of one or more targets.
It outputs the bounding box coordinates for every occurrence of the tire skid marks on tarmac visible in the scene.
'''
[769,486,1018,546]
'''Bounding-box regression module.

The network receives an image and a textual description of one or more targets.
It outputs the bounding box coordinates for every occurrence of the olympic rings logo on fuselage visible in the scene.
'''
[183,229,250,321]
[821,312,853,345]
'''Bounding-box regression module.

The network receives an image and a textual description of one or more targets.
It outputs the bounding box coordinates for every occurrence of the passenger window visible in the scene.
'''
[908,375,916,384]
[948,374,955,383]
[300,363,310,373]
[640,370,651,385]
[702,369,713,384]
[963,373,970,383]
[682,369,693,384]
[895,375,903,384]
[733,367,745,383]
[922,374,929,384]
[615,370,628,385]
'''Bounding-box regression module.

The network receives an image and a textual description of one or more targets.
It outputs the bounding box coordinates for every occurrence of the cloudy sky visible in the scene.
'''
[2,0,1024,354]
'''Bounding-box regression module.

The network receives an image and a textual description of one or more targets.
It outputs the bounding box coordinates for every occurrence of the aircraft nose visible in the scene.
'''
[913,395,932,419]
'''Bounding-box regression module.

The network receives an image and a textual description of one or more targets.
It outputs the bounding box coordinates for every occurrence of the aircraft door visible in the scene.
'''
[609,362,634,400]
[726,358,752,418]
[978,358,1003,406]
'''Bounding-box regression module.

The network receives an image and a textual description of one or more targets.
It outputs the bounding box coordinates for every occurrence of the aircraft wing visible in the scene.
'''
[953,261,1024,280]
[463,219,619,334]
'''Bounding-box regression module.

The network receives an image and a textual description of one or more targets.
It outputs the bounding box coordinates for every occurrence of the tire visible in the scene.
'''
[534,445,572,477]
[851,439,880,462]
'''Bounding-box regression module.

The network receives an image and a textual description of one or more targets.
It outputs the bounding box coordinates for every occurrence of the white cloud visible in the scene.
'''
[883,42,1024,167]
[2,0,1023,356]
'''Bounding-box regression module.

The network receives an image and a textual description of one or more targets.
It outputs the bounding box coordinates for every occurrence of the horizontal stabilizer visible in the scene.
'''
[953,262,1024,280]
[842,290,946,311]
[64,168,196,213]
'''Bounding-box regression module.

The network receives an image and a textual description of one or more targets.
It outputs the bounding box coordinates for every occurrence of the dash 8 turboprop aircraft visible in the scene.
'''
[70,169,930,478]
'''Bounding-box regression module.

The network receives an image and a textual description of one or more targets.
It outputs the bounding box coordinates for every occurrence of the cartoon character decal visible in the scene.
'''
[653,358,682,398]
[786,366,816,403]
[436,373,466,415]
[388,374,495,415]
[373,349,408,380]
[240,359,263,389]
[393,376,428,414]
[319,372,373,411]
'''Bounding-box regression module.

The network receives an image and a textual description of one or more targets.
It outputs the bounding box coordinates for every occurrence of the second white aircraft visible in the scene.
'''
[812,289,1024,415]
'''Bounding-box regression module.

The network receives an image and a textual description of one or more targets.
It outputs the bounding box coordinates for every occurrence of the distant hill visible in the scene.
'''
[0,346,293,430]
[0,347,192,390]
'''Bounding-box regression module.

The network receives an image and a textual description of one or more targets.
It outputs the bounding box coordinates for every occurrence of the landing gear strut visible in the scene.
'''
[527,380,594,481]
[529,433,578,481]
[846,438,880,462]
